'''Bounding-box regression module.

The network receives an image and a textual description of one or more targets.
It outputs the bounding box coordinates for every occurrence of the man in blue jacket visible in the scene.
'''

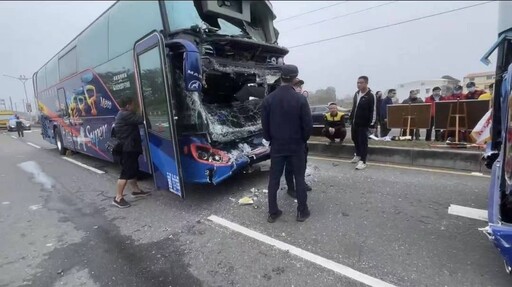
[262,64,313,223]
[380,89,396,137]
[348,76,376,170]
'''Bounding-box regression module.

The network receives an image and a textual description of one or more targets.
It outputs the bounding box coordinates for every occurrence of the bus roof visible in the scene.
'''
[34,1,119,76]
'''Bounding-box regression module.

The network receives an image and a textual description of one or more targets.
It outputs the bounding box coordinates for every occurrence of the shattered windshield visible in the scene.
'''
[165,0,267,42]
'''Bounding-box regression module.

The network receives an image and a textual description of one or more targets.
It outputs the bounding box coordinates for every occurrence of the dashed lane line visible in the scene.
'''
[26,142,41,149]
[62,157,105,174]
[448,204,487,221]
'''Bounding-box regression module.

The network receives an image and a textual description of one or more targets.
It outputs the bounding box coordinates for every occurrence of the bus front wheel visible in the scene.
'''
[55,127,67,155]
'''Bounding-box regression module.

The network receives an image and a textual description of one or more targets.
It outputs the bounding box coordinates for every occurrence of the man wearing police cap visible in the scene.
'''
[262,64,313,223]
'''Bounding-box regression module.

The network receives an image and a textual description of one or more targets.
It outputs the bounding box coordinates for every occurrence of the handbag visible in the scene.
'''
[106,137,122,154]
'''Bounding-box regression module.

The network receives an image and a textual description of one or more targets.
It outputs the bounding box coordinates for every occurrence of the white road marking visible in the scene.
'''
[10,135,17,139]
[1,202,10,205]
[309,156,490,178]
[448,204,487,222]
[208,215,397,287]
[29,204,43,210]
[24,130,32,133]
[27,142,41,149]
[62,157,105,174]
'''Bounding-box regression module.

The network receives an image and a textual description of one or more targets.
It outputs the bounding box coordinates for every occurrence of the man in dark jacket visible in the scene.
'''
[401,90,424,140]
[374,91,383,136]
[262,64,313,223]
[349,76,376,170]
[112,96,150,208]
[15,115,24,138]
[465,81,485,100]
[380,89,396,137]
[425,86,445,141]
[284,77,312,198]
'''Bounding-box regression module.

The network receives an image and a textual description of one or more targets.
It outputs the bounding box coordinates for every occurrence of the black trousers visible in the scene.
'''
[16,125,24,137]
[268,149,308,214]
[380,120,391,138]
[322,127,347,142]
[351,126,369,163]
[425,116,441,141]
[285,144,308,190]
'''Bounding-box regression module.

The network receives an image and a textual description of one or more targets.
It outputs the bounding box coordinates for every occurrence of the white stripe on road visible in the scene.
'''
[27,142,41,149]
[309,156,490,178]
[10,135,17,139]
[448,204,487,222]
[208,215,397,287]
[62,157,105,174]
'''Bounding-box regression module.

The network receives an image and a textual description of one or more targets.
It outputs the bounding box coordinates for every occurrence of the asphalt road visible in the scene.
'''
[0,128,510,287]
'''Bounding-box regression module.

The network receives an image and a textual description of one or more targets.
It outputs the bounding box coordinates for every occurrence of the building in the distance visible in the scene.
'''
[462,71,495,91]
[395,75,460,102]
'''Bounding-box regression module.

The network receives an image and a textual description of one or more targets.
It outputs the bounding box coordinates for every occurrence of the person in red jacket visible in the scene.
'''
[425,86,445,141]
[445,85,467,101]
[465,81,486,100]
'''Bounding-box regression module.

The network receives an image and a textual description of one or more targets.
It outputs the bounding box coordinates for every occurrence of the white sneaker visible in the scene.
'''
[355,161,367,170]
[350,156,361,163]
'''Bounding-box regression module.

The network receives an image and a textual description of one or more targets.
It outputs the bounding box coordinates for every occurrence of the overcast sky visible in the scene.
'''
[0,1,500,110]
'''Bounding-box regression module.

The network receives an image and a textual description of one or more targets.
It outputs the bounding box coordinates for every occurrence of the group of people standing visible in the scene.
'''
[377,81,493,141]
[262,66,377,223]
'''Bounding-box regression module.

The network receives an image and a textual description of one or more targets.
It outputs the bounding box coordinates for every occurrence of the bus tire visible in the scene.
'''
[55,127,67,155]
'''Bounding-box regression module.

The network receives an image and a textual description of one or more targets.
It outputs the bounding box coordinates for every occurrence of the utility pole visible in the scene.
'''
[9,96,13,111]
[3,74,32,117]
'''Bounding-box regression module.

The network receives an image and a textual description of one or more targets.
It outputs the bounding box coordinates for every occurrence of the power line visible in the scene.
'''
[282,1,397,34]
[288,1,494,49]
[276,1,348,23]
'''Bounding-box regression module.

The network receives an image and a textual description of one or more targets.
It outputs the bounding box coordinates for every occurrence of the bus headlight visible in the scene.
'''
[188,143,230,165]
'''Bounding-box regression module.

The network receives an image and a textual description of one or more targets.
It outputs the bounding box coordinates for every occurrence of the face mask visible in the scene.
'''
[468,87,476,93]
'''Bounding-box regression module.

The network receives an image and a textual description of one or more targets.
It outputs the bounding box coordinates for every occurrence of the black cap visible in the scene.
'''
[292,78,304,86]
[280,64,299,80]
[466,81,476,88]
[433,86,441,92]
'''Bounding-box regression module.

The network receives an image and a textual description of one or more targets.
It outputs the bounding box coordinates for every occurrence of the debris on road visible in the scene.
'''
[239,197,254,205]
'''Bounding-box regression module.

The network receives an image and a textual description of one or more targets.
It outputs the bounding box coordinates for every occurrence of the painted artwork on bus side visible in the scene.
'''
[37,69,132,161]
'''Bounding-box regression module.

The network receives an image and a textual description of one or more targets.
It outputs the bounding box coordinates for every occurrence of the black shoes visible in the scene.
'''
[305,184,312,192]
[296,209,311,222]
[132,190,151,197]
[112,197,131,208]
[267,210,283,223]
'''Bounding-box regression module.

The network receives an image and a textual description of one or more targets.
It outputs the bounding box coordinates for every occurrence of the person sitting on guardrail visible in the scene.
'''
[322,102,347,144]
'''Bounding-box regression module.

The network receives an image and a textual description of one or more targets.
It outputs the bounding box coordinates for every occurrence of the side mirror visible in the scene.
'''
[165,39,202,92]
[183,51,202,92]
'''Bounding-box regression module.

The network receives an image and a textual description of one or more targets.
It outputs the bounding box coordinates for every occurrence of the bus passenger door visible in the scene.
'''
[134,32,185,199]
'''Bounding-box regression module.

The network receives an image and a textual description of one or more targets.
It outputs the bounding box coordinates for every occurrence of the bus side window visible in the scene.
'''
[57,88,69,118]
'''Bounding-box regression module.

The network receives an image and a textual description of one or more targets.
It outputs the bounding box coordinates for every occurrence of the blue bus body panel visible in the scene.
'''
[146,131,183,196]
[487,62,512,269]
